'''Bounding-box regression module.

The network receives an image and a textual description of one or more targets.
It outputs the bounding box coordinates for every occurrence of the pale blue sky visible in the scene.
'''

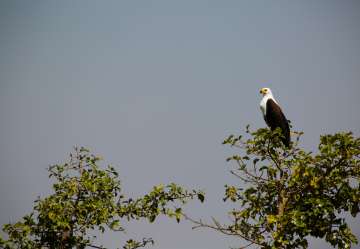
[1,1,359,248]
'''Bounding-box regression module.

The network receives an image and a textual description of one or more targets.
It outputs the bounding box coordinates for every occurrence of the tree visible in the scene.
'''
[185,126,360,249]
[0,147,205,249]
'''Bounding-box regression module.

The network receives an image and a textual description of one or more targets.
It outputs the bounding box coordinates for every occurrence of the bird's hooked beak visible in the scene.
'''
[260,88,265,95]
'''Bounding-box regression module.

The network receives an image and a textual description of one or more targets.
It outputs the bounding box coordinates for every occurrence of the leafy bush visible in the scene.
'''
[0,147,204,249]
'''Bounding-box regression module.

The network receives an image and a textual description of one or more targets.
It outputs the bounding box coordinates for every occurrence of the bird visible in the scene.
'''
[259,87,290,147]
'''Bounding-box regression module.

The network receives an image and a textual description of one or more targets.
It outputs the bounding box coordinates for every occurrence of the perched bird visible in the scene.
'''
[259,87,290,147]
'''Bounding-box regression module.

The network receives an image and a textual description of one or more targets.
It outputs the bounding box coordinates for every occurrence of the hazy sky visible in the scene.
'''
[1,1,359,249]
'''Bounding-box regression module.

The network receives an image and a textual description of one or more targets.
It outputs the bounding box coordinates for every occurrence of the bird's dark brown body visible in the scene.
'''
[263,98,290,147]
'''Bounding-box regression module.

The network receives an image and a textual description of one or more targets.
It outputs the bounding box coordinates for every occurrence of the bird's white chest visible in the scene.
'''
[260,94,278,116]
[260,95,269,116]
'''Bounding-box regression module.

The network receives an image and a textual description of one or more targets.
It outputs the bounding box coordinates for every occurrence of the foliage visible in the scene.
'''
[0,147,204,249]
[187,127,360,249]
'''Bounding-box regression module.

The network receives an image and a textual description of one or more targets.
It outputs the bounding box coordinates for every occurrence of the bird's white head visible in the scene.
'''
[259,87,273,97]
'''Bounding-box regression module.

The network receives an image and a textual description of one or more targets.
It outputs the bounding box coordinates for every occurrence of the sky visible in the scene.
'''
[0,1,360,248]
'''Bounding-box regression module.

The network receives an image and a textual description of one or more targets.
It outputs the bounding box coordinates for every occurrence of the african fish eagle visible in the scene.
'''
[259,87,290,147]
